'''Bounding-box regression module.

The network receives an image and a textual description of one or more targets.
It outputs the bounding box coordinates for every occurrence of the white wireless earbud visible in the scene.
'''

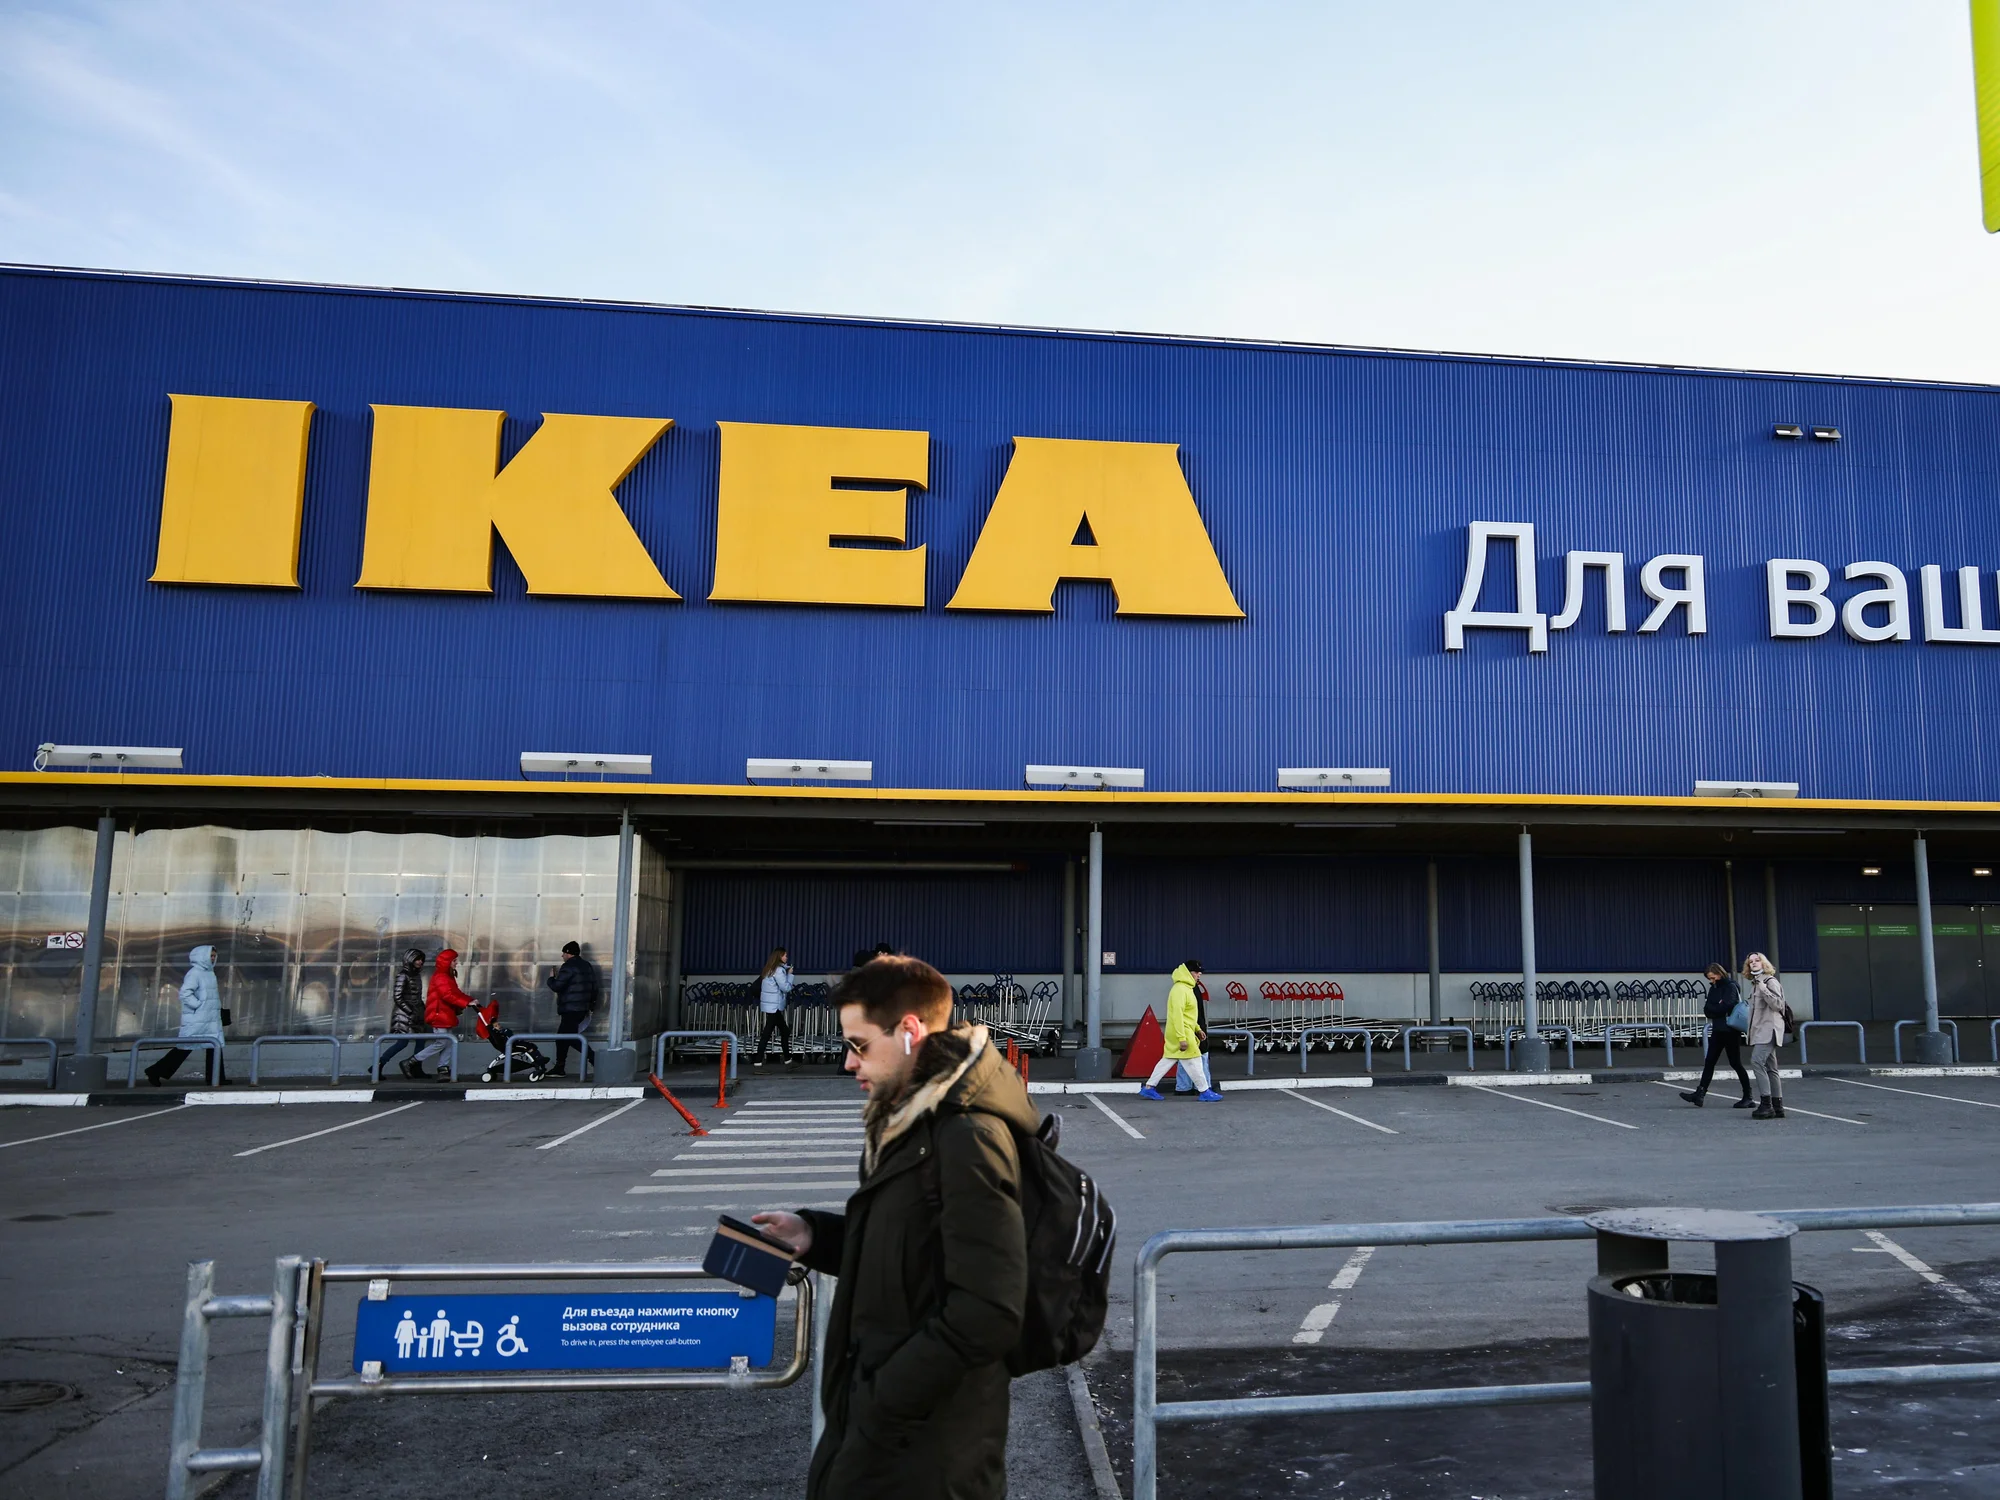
[902,1032,911,1055]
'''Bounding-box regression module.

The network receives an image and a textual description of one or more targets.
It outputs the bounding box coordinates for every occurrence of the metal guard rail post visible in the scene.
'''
[1797,1020,1867,1067]
[1202,1027,1257,1076]
[1993,1017,2000,1063]
[652,1030,741,1082]
[166,1254,301,1500]
[1401,1025,1474,1072]
[127,1036,221,1088]
[1299,1025,1373,1074]
[1131,1201,2000,1500]
[499,1033,594,1082]
[288,1259,813,1499]
[370,1032,458,1083]
[249,1036,341,1087]
[1500,1025,1576,1070]
[0,1036,59,1088]
[1894,1017,1960,1063]
[1600,1022,1675,1068]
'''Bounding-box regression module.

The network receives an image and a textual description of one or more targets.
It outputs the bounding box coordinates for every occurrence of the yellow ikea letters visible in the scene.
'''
[152,394,315,588]
[356,407,676,597]
[947,437,1243,616]
[708,421,930,607]
[151,399,1242,616]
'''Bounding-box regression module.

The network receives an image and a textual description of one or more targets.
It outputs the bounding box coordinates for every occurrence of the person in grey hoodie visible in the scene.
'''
[145,945,227,1085]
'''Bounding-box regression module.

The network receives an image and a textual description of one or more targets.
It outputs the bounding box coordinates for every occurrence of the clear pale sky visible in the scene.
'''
[3,2,1995,383]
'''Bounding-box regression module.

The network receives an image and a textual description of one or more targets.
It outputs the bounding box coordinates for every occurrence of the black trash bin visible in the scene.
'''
[1589,1269,1829,1500]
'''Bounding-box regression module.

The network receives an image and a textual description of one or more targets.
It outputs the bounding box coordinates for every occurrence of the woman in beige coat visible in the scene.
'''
[1743,952,1787,1119]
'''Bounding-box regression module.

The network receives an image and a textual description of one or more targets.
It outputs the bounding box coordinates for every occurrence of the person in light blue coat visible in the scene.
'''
[145,944,228,1085]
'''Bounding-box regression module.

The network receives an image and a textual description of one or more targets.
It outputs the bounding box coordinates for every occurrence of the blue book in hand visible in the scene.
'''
[704,1215,797,1299]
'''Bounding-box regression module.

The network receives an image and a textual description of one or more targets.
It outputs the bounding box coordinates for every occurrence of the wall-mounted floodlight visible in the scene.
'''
[35,744,183,771]
[1861,865,1883,877]
[747,758,872,782]
[1278,767,1391,790]
[1693,780,1799,799]
[1026,764,1144,790]
[1975,866,1993,878]
[1810,426,1842,443]
[1772,424,1805,440]
[520,752,652,778]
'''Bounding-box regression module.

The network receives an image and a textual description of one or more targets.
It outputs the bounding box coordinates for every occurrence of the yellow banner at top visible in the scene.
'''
[1973,1,2000,230]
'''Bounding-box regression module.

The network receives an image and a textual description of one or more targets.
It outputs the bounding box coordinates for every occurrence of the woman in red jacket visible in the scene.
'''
[413,948,476,1078]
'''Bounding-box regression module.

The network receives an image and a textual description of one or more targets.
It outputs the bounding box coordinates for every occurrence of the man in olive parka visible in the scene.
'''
[754,956,1036,1500]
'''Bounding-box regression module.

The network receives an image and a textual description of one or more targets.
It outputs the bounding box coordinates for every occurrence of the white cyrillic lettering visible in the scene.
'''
[1840,561,1911,643]
[1549,551,1626,632]
[1443,522,1547,652]
[1919,564,2000,644]
[1637,554,1706,634]
[1767,559,1835,638]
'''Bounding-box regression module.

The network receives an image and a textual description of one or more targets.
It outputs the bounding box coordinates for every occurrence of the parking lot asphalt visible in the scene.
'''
[4,1064,1998,1497]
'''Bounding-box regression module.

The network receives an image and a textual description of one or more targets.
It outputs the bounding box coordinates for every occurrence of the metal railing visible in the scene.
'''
[1894,1018,1960,1064]
[1500,1025,1576,1070]
[1401,1025,1474,1071]
[1131,1200,2000,1500]
[653,1030,741,1081]
[127,1036,221,1088]
[369,1032,458,1082]
[0,1035,59,1088]
[1797,1020,1866,1067]
[167,1255,300,1500]
[288,1259,812,1498]
[1993,1017,2000,1063]
[1299,1025,1374,1074]
[492,1033,593,1082]
[1599,1022,1675,1068]
[249,1036,341,1087]
[1201,1028,1258,1075]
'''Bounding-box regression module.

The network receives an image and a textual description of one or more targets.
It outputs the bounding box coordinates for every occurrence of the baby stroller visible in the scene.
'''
[474,1000,551,1084]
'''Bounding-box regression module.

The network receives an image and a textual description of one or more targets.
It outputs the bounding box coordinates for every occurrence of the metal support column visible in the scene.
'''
[60,812,116,1091]
[1061,859,1078,1032]
[1764,861,1782,973]
[1426,858,1443,1025]
[1913,833,1952,1064]
[599,807,639,1082]
[1515,829,1549,1071]
[663,865,685,1037]
[1075,828,1111,1080]
[1725,858,1739,975]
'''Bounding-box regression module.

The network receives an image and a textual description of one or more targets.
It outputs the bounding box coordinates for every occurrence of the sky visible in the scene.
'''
[2,1,1997,383]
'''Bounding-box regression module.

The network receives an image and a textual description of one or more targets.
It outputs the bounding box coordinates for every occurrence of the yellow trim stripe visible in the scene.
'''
[2,771,1997,815]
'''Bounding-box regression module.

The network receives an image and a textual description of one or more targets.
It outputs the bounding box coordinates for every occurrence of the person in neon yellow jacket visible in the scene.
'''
[1139,961,1221,1101]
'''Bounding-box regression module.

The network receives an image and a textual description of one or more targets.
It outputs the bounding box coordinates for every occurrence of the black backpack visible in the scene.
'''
[924,1109,1115,1375]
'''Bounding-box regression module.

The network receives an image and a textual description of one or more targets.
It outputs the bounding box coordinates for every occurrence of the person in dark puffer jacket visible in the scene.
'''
[752,956,1033,1500]
[380,947,429,1078]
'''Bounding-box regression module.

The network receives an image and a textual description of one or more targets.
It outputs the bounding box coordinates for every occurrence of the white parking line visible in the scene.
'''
[1293,1246,1375,1344]
[1855,1231,1985,1308]
[1829,1078,2000,1110]
[652,1165,856,1177]
[234,1102,422,1157]
[677,1148,857,1160]
[629,1181,851,1195]
[1461,1085,1637,1129]
[1647,1081,1866,1124]
[536,1098,643,1150]
[1086,1094,1144,1140]
[0,1103,187,1150]
[1281,1089,1398,1135]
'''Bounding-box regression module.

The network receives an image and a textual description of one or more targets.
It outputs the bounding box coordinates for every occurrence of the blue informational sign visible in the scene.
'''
[352,1291,776,1373]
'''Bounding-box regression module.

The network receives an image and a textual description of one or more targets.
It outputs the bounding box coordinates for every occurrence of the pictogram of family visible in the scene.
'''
[392,1308,529,1360]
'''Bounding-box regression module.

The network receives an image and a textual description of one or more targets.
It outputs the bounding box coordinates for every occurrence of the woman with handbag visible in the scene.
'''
[1743,952,1789,1120]
[1680,962,1754,1108]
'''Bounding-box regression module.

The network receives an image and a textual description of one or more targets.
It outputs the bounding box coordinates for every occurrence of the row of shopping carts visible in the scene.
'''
[1466,979,1709,1045]
[1202,980,1405,1056]
[670,974,1064,1062]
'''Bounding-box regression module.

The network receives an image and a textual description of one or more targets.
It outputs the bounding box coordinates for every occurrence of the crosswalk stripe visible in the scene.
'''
[653,1165,855,1176]
[676,1149,856,1160]
[629,1182,851,1195]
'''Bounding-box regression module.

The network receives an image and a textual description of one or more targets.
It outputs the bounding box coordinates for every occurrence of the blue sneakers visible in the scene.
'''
[1137,1086,1164,1100]
[1198,1089,1224,1102]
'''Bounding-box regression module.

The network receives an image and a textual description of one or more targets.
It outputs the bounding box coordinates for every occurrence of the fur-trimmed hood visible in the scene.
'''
[862,1022,1039,1173]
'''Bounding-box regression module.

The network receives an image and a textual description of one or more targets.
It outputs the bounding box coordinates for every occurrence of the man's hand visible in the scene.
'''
[751,1210,813,1255]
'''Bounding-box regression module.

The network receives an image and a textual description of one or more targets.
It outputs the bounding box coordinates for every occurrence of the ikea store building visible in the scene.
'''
[3,263,1997,1083]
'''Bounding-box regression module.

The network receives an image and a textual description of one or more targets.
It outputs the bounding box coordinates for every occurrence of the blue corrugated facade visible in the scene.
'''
[5,265,2000,798]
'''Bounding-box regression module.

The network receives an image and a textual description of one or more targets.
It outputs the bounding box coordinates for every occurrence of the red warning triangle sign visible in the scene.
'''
[1117,1005,1165,1079]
